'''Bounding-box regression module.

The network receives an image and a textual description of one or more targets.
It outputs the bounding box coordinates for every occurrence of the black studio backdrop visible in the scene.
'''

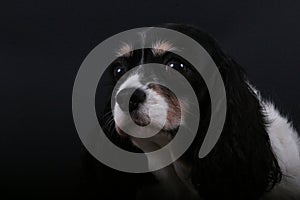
[1,0,299,198]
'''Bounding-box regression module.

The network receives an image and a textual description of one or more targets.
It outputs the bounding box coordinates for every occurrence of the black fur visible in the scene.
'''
[81,24,282,200]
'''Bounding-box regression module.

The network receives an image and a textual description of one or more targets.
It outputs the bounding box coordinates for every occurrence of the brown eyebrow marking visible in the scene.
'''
[115,40,177,57]
[151,40,177,56]
[116,42,133,57]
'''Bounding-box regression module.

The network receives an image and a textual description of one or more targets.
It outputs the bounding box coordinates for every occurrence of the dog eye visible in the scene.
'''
[166,60,186,72]
[114,65,127,79]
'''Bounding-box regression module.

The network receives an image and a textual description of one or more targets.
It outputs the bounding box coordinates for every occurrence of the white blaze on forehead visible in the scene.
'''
[116,42,133,57]
[152,40,177,56]
[117,73,143,92]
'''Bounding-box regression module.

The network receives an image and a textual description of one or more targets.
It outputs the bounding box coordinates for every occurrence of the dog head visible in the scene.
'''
[110,35,212,152]
[97,24,282,199]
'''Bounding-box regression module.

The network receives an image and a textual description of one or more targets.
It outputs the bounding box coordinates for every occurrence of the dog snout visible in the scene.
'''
[116,88,146,111]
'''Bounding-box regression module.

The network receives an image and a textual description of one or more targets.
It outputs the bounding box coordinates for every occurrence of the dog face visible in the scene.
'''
[111,42,206,148]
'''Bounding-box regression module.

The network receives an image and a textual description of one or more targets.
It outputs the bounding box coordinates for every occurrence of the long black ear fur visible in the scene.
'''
[161,23,282,200]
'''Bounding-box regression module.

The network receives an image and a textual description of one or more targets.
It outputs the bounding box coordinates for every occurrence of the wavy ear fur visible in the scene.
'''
[161,24,282,199]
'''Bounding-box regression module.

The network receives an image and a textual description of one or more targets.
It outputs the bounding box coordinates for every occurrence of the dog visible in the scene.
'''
[83,24,300,200]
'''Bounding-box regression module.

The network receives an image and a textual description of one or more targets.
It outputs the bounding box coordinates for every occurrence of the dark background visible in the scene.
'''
[1,0,299,198]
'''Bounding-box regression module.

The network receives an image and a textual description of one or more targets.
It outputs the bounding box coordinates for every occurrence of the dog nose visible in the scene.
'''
[116,88,146,111]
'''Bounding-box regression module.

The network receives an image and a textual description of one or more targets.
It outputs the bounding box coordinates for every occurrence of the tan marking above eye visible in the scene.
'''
[115,40,178,57]
[116,42,133,57]
[152,40,177,56]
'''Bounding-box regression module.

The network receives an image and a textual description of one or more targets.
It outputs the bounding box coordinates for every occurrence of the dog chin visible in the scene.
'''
[114,114,179,150]
[114,108,181,138]
[115,122,177,138]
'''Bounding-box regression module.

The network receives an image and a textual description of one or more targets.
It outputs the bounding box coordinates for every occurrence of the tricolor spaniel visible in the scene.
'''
[82,24,300,200]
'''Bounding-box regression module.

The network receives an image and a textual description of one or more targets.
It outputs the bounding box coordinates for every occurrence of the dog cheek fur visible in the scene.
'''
[148,83,182,130]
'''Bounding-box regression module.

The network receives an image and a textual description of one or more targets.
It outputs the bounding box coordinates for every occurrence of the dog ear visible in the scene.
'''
[190,54,282,199]
[158,24,282,198]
